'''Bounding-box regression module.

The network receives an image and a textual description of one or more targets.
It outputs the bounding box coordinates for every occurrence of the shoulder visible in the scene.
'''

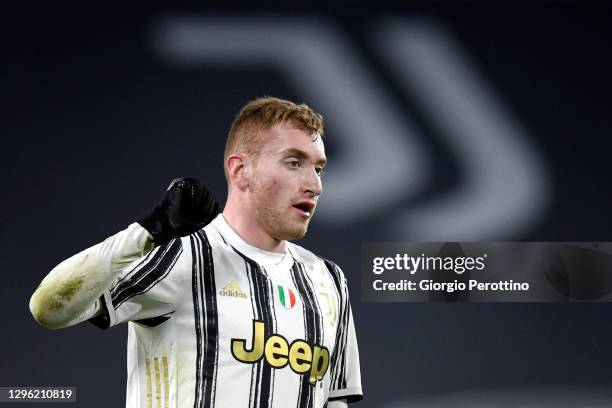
[178,223,226,248]
[287,241,321,265]
[287,242,347,284]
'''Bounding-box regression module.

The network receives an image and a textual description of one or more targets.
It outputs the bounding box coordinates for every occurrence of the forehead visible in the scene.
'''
[259,123,326,159]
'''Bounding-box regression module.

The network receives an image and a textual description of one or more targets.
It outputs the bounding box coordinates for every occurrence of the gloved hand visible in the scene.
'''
[138,178,220,246]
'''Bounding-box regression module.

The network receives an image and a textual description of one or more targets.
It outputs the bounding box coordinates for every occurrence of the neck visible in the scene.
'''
[222,194,286,254]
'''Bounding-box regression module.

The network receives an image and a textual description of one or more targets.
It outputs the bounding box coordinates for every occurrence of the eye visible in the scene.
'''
[287,159,301,169]
[315,166,325,176]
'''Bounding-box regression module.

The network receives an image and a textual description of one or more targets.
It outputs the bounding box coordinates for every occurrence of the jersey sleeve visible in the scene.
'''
[89,237,186,329]
[325,261,364,403]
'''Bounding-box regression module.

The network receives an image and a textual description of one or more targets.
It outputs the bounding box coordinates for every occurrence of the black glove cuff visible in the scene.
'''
[137,206,174,246]
[137,178,221,247]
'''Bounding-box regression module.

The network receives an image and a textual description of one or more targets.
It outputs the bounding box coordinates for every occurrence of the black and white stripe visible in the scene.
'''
[111,238,182,309]
[291,261,324,408]
[191,231,219,408]
[322,259,350,391]
[234,249,276,408]
[111,249,155,289]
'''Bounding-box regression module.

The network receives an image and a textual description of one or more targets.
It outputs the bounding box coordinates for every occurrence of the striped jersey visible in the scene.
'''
[90,214,363,407]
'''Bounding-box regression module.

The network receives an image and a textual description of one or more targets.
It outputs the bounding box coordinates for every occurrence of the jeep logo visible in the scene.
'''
[231,320,330,385]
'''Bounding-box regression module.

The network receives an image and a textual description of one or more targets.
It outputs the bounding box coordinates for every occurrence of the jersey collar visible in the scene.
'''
[210,214,294,269]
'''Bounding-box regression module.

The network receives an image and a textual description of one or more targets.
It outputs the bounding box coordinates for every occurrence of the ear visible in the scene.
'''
[227,153,250,190]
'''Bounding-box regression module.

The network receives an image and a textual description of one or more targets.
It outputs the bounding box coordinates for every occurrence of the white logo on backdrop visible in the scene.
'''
[152,16,550,240]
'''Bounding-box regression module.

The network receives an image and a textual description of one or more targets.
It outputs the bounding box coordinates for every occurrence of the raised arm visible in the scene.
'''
[29,178,219,329]
[29,223,153,329]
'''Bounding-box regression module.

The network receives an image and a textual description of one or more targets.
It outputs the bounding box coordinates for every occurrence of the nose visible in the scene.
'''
[302,167,322,197]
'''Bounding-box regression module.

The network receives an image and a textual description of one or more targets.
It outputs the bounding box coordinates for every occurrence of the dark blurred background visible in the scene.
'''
[3,1,612,406]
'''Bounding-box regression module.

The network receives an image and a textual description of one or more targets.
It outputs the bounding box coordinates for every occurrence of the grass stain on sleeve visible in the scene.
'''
[46,277,85,311]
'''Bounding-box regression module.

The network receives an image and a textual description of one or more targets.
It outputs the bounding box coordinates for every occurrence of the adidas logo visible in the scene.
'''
[220,280,248,299]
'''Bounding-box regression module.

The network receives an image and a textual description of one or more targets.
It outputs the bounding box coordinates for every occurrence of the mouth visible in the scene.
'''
[292,201,315,218]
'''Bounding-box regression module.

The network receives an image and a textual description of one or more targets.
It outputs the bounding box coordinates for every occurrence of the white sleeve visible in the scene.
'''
[326,262,364,403]
[90,236,187,329]
[327,399,348,408]
[30,223,155,329]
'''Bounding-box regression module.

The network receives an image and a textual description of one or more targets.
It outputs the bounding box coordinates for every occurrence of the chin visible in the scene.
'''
[278,223,308,241]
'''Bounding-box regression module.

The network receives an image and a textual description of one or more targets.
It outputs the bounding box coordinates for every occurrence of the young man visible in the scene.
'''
[29,97,363,407]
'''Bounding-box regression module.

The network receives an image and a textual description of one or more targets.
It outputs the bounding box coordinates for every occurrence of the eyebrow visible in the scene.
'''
[282,148,327,167]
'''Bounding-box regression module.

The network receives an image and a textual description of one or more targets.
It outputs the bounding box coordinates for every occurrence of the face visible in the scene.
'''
[248,123,326,241]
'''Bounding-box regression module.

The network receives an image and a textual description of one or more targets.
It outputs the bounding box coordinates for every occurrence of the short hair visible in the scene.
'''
[224,96,324,182]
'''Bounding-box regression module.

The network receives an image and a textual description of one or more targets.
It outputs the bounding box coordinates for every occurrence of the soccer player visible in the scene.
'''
[29,97,363,407]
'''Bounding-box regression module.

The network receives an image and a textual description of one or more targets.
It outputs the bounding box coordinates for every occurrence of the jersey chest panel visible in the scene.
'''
[206,243,340,407]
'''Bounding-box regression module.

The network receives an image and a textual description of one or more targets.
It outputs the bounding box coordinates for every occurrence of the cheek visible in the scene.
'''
[256,176,281,198]
[267,179,283,198]
[265,177,295,204]
[252,166,294,201]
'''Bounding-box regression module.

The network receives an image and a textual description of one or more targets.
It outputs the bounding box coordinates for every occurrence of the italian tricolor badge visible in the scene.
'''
[277,285,296,309]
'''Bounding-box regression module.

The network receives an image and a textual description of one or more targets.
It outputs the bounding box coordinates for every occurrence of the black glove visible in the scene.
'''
[138,178,220,246]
